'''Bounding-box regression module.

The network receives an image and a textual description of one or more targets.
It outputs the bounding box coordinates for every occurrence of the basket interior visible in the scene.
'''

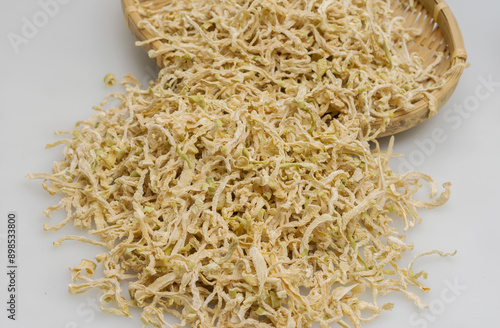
[393,1,450,87]
[122,0,466,136]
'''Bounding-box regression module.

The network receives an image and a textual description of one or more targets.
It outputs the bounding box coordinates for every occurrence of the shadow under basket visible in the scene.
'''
[121,0,467,137]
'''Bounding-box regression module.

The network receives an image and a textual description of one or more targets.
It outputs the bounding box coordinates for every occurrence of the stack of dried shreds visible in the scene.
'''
[29,1,461,327]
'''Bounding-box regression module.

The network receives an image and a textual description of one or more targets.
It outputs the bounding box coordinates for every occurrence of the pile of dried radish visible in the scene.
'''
[28,1,460,327]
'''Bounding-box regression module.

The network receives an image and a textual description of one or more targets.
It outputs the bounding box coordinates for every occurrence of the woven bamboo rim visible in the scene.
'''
[121,0,467,137]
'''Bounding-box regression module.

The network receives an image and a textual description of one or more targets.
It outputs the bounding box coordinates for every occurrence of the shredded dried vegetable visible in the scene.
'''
[135,0,461,137]
[28,0,459,327]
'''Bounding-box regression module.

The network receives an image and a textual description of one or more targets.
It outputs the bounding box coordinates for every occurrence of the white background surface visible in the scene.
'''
[0,1,499,327]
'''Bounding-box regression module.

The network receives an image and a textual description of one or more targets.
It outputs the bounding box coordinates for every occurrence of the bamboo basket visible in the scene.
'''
[121,0,467,137]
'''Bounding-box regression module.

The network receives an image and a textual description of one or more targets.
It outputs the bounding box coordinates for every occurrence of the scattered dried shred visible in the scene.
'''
[28,1,462,327]
[104,73,117,87]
